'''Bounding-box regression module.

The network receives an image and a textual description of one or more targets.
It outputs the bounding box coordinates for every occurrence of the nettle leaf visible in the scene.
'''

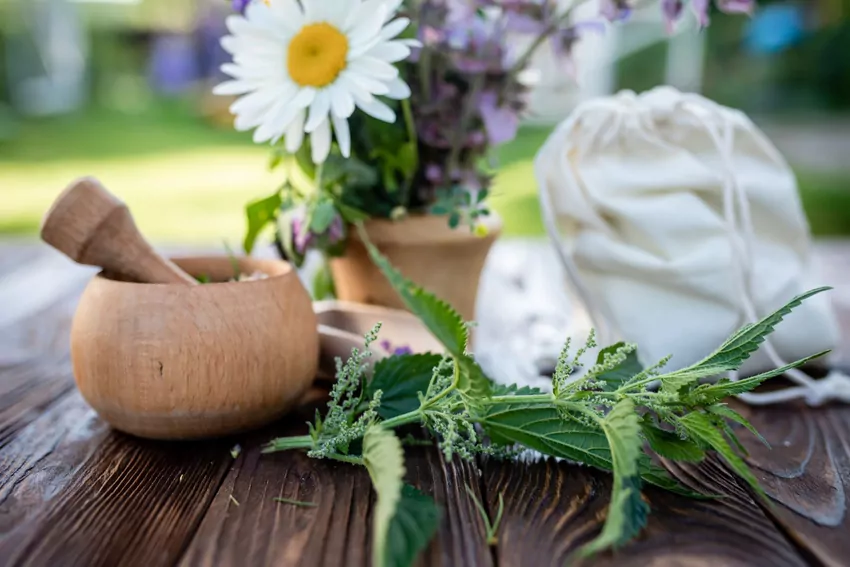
[686,351,828,404]
[641,421,705,463]
[490,383,546,397]
[243,191,282,254]
[385,485,441,567]
[363,427,405,567]
[456,356,493,413]
[361,229,468,356]
[678,412,765,499]
[596,342,644,391]
[368,354,444,419]
[480,403,614,471]
[658,287,831,395]
[707,404,769,448]
[581,399,649,556]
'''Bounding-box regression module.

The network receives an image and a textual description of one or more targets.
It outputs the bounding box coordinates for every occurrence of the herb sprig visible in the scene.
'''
[264,232,829,566]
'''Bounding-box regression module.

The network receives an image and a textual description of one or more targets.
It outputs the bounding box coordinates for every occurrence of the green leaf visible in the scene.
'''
[581,399,649,556]
[490,382,546,397]
[397,142,418,177]
[657,287,831,395]
[480,403,614,471]
[368,354,444,419]
[639,465,708,498]
[385,485,441,567]
[678,412,764,499]
[456,355,493,413]
[596,342,644,391]
[243,191,282,254]
[707,404,769,448]
[687,351,829,404]
[363,427,406,567]
[641,421,706,462]
[311,259,336,300]
[311,201,337,233]
[361,229,468,356]
[336,202,370,223]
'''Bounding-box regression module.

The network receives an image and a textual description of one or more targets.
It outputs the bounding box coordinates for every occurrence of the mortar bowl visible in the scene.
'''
[70,256,318,440]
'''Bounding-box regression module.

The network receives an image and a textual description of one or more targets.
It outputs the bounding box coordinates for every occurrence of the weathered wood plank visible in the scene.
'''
[2,432,232,567]
[180,421,492,567]
[482,454,808,567]
[734,401,850,567]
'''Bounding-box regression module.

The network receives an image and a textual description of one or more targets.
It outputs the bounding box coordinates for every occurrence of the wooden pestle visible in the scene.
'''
[41,177,198,285]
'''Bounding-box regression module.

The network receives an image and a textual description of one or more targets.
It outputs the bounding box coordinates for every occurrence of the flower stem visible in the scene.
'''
[262,435,314,453]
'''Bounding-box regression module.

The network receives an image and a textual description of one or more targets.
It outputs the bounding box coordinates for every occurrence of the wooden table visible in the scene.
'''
[1,240,849,567]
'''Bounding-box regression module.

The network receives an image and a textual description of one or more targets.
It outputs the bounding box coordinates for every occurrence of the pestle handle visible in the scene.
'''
[41,177,198,285]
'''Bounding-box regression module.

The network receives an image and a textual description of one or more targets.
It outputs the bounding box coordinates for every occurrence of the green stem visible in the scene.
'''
[327,453,365,465]
[399,98,419,206]
[262,435,314,453]
[380,408,425,430]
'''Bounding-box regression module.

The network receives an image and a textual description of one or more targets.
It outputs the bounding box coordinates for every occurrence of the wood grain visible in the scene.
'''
[482,454,808,567]
[180,422,492,567]
[3,432,231,567]
[734,401,850,567]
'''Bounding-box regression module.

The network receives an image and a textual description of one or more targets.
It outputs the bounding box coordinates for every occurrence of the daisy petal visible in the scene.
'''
[311,118,332,164]
[348,57,399,81]
[384,77,411,100]
[329,84,356,119]
[331,113,351,158]
[348,3,387,46]
[337,73,376,104]
[305,90,331,133]
[284,109,306,151]
[356,97,396,123]
[213,80,256,96]
[367,41,410,63]
[380,18,410,41]
[269,0,305,32]
[399,38,422,48]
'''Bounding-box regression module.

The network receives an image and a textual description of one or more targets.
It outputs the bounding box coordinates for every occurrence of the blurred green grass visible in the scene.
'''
[1,102,848,243]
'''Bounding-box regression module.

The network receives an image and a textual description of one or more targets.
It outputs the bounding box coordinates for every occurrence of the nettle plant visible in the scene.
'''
[221,0,756,265]
[266,229,827,566]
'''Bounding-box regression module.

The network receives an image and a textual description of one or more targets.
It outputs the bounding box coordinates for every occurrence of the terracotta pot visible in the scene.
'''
[329,213,501,321]
[70,256,318,440]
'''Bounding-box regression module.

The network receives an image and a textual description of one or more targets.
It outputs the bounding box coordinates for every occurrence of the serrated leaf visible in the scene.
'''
[480,403,614,470]
[368,354,444,419]
[456,355,493,413]
[707,404,769,448]
[596,342,644,391]
[678,412,764,499]
[639,464,710,498]
[581,399,649,556]
[657,287,831,395]
[243,191,282,254]
[363,427,405,567]
[361,230,468,356]
[385,485,441,567]
[687,351,828,403]
[490,382,546,397]
[641,421,706,462]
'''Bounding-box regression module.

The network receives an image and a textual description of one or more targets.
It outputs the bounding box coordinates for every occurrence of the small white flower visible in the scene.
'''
[215,0,417,163]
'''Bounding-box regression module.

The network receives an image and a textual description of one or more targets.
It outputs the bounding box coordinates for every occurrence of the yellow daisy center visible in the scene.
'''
[287,23,349,88]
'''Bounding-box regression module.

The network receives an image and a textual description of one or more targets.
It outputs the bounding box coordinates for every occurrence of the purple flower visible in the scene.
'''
[380,340,413,356]
[290,205,345,255]
[231,0,251,14]
[599,0,632,22]
[691,0,711,27]
[551,21,606,77]
[661,0,684,32]
[478,91,519,146]
[716,0,755,15]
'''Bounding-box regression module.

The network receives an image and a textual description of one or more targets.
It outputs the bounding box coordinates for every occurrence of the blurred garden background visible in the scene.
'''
[0,0,848,246]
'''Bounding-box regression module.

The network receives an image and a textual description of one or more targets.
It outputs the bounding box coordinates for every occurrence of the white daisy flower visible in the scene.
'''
[214,0,418,164]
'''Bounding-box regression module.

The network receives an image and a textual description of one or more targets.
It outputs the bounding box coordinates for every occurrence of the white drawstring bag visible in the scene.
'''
[535,86,850,406]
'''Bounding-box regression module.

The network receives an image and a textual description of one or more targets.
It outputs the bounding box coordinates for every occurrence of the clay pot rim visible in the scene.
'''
[352,211,502,246]
[93,256,294,289]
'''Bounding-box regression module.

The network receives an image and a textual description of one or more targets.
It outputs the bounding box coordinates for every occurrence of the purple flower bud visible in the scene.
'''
[478,91,519,146]
[600,0,632,22]
[231,0,251,14]
[425,164,443,183]
[661,0,684,32]
[692,0,711,27]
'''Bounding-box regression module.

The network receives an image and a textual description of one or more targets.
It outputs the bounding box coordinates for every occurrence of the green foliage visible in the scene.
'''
[465,485,504,546]
[243,190,282,254]
[657,287,831,395]
[385,485,441,567]
[368,353,444,419]
[362,226,468,356]
[264,248,830,566]
[363,426,406,567]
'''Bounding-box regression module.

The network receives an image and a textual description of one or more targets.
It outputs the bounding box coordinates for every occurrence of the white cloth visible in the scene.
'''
[535,86,850,406]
